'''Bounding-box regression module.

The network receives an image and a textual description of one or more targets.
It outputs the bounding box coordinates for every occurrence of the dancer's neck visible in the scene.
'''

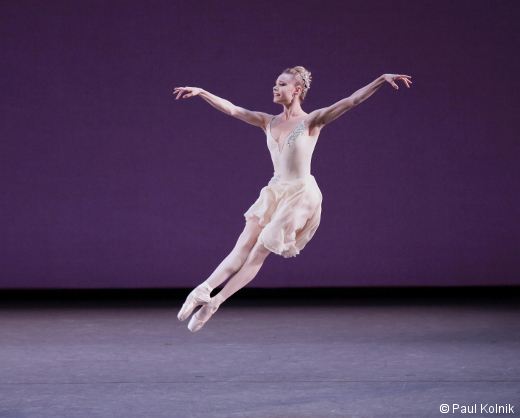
[281,101,305,121]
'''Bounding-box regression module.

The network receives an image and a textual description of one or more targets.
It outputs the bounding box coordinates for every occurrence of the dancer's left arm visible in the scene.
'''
[308,74,412,130]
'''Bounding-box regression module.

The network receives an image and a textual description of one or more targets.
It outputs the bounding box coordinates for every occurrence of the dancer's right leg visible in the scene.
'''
[204,218,264,289]
[178,218,263,321]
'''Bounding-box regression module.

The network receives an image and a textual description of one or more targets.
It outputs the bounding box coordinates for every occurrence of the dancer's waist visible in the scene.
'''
[268,172,315,186]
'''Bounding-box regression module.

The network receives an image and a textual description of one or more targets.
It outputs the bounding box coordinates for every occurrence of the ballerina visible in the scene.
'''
[174,67,411,332]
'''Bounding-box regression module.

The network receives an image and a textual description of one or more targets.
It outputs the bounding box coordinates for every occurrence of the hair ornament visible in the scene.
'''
[299,71,310,91]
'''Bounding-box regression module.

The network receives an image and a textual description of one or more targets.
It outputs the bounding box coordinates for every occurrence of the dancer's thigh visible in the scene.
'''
[234,217,264,254]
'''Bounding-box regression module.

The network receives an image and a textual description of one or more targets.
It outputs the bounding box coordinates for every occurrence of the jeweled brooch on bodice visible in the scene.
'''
[284,120,305,148]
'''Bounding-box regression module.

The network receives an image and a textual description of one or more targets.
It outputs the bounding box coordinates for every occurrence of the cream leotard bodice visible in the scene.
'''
[266,118,320,185]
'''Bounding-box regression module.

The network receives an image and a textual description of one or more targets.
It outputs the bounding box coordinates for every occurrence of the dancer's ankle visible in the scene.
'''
[198,281,213,293]
[213,293,225,306]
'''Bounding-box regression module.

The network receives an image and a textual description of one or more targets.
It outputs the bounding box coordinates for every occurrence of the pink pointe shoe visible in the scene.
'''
[187,295,223,332]
[177,282,213,322]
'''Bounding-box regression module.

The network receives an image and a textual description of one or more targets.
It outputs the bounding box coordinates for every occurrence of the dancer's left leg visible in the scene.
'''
[216,240,271,302]
[188,241,270,331]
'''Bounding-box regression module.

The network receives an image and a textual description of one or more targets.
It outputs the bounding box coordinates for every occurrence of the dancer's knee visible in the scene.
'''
[226,249,248,272]
[247,241,270,265]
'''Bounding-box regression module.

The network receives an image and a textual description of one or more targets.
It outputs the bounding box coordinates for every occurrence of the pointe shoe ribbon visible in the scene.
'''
[177,283,212,322]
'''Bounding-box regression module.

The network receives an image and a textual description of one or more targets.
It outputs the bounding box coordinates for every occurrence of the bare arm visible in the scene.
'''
[174,87,271,129]
[308,74,412,130]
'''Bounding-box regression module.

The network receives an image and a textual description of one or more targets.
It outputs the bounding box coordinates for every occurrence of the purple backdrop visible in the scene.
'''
[1,0,519,289]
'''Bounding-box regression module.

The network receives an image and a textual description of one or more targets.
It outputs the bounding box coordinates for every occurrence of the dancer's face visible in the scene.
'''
[273,73,301,104]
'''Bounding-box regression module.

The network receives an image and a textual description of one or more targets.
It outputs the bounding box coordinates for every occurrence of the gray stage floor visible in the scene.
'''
[0,297,519,417]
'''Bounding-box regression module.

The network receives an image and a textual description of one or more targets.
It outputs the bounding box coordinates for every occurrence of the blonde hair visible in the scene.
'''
[283,66,312,101]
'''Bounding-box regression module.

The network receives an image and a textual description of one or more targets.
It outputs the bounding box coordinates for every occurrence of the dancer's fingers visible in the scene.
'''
[177,87,189,99]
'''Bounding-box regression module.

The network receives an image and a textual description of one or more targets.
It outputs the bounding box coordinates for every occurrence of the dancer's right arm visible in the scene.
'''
[174,87,271,129]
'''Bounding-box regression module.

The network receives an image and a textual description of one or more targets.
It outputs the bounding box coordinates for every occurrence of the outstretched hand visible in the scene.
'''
[173,87,203,100]
[383,74,412,90]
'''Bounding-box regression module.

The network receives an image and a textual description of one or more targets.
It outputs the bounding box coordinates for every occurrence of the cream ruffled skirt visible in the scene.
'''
[244,175,322,258]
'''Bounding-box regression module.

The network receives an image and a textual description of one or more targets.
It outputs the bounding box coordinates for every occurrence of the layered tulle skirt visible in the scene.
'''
[244,175,322,258]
